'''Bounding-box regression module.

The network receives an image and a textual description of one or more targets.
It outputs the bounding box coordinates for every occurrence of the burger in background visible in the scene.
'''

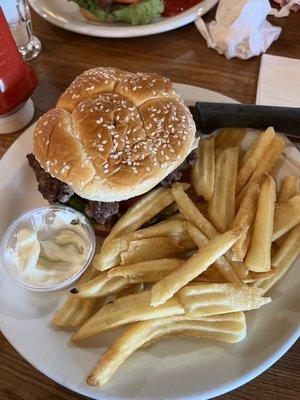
[27,67,196,234]
[70,0,164,25]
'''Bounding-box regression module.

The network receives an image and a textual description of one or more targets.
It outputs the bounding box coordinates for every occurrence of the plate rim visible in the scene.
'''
[0,83,299,400]
[28,0,219,38]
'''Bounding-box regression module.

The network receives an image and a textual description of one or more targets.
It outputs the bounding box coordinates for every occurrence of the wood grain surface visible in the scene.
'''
[0,4,299,400]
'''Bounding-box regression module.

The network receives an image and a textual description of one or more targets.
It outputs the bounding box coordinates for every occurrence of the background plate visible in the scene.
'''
[0,84,299,400]
[28,0,219,38]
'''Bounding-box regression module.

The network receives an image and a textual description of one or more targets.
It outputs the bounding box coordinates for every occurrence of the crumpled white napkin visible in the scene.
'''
[271,0,300,17]
[195,0,282,60]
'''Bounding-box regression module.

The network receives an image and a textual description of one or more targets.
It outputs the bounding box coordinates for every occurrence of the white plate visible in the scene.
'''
[28,0,219,38]
[0,84,299,400]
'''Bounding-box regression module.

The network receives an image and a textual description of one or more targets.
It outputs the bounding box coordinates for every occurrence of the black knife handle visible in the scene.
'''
[192,102,300,138]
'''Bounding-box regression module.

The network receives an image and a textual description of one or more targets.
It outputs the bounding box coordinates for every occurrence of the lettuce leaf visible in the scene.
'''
[70,0,164,25]
[69,0,114,22]
[112,0,164,25]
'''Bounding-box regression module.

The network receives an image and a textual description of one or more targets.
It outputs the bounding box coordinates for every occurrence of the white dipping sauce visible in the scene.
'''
[6,212,90,286]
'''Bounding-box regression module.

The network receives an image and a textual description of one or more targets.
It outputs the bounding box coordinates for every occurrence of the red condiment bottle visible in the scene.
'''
[0,7,37,134]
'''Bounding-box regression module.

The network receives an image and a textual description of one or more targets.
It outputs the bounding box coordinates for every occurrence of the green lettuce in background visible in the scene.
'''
[70,0,164,25]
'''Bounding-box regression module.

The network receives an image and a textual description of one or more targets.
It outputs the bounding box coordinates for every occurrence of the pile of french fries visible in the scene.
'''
[52,127,300,388]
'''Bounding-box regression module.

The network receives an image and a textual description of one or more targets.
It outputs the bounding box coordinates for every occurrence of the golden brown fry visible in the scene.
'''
[133,219,186,240]
[108,258,184,283]
[172,186,241,282]
[167,212,184,221]
[72,291,184,342]
[242,267,277,283]
[172,185,220,238]
[277,176,299,205]
[86,312,246,386]
[191,136,215,200]
[195,266,227,283]
[230,183,260,261]
[245,174,276,272]
[215,128,247,150]
[72,272,129,299]
[185,222,240,283]
[179,283,271,317]
[52,296,97,328]
[272,194,300,241]
[208,146,239,233]
[113,283,145,300]
[237,135,285,203]
[195,200,209,215]
[103,183,189,245]
[237,127,275,193]
[226,259,249,281]
[120,237,184,265]
[94,236,129,271]
[95,219,189,271]
[173,185,248,281]
[52,264,99,327]
[254,224,300,294]
[151,227,246,306]
[247,136,285,186]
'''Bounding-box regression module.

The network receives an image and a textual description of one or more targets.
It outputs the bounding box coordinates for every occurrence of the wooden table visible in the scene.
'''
[0,5,299,400]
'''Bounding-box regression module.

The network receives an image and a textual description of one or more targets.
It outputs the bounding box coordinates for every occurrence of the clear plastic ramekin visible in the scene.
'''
[0,205,96,292]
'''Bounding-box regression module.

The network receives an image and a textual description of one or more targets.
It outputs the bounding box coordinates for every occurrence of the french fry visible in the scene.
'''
[227,259,250,281]
[242,267,277,283]
[236,127,275,193]
[179,283,271,317]
[215,128,247,150]
[113,282,145,299]
[52,264,99,328]
[236,135,285,204]
[272,194,300,241]
[167,212,183,221]
[230,183,260,261]
[208,146,239,233]
[86,312,246,386]
[185,222,240,283]
[245,174,276,272]
[103,183,189,245]
[108,259,184,283]
[246,136,285,187]
[254,224,300,294]
[172,186,241,282]
[151,227,246,306]
[94,236,129,271]
[71,272,129,299]
[72,291,184,342]
[172,185,219,238]
[191,136,215,200]
[195,200,209,215]
[195,266,227,283]
[277,176,299,205]
[133,219,187,240]
[120,237,184,265]
[95,219,188,271]
[52,296,97,328]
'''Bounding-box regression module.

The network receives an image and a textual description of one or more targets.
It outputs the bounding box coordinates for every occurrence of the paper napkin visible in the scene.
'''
[256,54,300,107]
[270,0,300,17]
[195,0,281,60]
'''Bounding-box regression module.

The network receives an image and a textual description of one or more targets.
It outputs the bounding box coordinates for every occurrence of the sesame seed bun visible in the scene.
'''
[33,67,196,202]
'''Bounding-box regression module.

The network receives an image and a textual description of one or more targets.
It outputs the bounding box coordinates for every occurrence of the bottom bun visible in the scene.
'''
[80,8,100,22]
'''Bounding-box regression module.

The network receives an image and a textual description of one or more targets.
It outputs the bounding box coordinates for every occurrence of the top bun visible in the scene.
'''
[33,67,196,202]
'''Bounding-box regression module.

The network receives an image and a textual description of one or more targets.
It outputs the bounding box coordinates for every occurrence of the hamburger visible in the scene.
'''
[71,0,164,25]
[27,67,196,233]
